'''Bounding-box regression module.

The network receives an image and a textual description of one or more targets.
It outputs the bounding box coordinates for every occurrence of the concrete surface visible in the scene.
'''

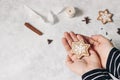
[0,0,120,80]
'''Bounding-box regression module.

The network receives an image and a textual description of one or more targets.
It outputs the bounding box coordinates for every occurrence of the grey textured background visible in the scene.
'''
[0,0,120,80]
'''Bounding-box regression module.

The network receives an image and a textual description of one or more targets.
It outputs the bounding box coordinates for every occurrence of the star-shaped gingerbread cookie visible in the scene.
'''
[97,9,113,24]
[71,40,90,59]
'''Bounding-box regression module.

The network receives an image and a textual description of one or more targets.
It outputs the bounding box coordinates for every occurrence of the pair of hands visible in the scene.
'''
[62,32,114,76]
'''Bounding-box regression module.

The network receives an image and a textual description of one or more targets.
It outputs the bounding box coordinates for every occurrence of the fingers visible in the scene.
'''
[76,34,102,46]
[89,50,99,59]
[82,35,93,44]
[89,50,96,56]
[66,55,73,64]
[62,37,71,52]
[70,54,78,61]
[91,35,107,42]
[88,38,99,47]
[68,53,74,57]
[64,32,73,46]
[83,50,98,61]
[65,55,74,69]
[64,32,79,47]
[64,32,91,46]
[64,32,88,46]
[67,52,78,62]
[63,31,79,51]
[87,38,95,44]
[77,34,90,44]
[65,55,85,70]
[69,32,78,41]
[77,35,84,41]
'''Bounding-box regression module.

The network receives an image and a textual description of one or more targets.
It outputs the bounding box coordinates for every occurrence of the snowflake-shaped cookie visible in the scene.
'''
[71,40,90,59]
[97,9,113,24]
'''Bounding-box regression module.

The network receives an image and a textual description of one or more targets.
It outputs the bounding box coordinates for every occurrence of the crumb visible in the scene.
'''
[106,32,108,35]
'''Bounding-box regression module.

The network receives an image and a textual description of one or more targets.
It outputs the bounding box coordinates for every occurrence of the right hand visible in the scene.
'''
[88,35,114,68]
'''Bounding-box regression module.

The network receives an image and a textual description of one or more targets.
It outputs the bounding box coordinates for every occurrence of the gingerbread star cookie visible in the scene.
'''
[71,40,90,59]
[97,9,113,24]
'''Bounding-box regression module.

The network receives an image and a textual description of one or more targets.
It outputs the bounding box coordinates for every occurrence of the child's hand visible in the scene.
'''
[65,50,102,76]
[89,35,114,68]
[62,32,102,76]
[76,34,114,68]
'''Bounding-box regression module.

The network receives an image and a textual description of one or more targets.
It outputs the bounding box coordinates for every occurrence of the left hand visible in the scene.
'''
[62,32,102,76]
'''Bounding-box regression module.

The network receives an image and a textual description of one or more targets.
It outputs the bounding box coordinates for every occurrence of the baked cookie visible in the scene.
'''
[71,40,90,59]
[97,9,113,24]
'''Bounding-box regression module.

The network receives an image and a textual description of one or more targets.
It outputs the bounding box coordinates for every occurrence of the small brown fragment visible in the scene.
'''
[47,39,53,44]
[110,39,112,42]
[106,32,108,35]
[101,28,103,30]
[117,28,120,35]
[24,23,43,36]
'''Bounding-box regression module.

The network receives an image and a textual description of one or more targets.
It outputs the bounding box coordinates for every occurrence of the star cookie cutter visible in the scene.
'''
[71,40,90,59]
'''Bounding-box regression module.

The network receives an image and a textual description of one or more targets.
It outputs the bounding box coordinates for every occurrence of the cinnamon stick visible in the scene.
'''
[24,23,43,36]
